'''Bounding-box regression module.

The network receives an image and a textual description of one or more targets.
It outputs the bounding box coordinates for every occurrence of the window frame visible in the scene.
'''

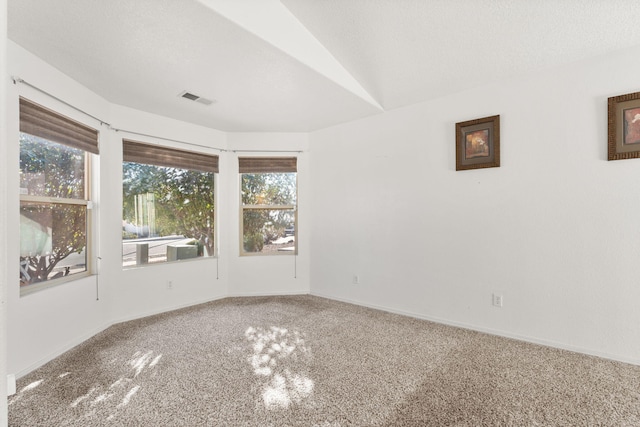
[121,139,218,268]
[238,157,298,257]
[19,98,97,296]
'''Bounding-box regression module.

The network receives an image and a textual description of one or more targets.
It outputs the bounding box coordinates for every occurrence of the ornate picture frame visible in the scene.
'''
[608,91,640,161]
[455,115,500,171]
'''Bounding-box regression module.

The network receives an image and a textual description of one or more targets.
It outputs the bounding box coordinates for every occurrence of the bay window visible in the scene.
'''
[122,140,217,266]
[19,97,98,294]
[239,157,297,255]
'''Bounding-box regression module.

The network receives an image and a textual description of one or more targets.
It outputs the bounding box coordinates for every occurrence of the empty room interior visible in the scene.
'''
[1,1,640,425]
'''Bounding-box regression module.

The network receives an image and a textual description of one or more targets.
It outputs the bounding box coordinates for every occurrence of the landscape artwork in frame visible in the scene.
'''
[455,115,500,171]
[608,91,640,160]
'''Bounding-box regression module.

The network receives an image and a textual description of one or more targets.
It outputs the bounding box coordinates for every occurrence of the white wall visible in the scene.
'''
[309,46,640,365]
[103,105,228,323]
[5,26,638,410]
[1,0,9,424]
[4,41,312,381]
[226,133,311,296]
[5,42,229,378]
[6,41,112,378]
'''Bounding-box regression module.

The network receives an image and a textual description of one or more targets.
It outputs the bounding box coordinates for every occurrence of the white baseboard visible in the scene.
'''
[14,323,111,380]
[15,290,636,384]
[14,292,285,381]
[227,290,309,298]
[7,374,16,396]
[111,293,228,326]
[15,294,228,380]
[112,291,308,327]
[310,291,640,367]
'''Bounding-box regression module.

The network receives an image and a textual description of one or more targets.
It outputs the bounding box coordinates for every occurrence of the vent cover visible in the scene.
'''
[178,91,215,106]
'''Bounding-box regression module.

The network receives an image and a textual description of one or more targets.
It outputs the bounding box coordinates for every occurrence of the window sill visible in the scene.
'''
[122,254,217,271]
[20,270,93,297]
[239,250,298,257]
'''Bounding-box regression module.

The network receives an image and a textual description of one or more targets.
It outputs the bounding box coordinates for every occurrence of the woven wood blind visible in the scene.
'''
[19,97,99,154]
[123,139,219,173]
[238,157,297,173]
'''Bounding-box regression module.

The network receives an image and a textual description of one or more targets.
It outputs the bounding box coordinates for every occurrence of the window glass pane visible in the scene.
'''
[20,202,87,287]
[19,132,86,199]
[122,162,215,267]
[241,173,296,206]
[243,209,295,253]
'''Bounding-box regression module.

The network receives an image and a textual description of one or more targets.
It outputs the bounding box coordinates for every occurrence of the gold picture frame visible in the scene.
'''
[456,115,500,171]
[608,91,640,161]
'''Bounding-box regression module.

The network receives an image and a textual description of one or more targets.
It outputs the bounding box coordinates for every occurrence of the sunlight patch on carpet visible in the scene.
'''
[262,370,315,409]
[63,349,160,418]
[92,392,109,405]
[149,354,163,367]
[245,326,314,409]
[8,378,45,406]
[119,385,141,407]
[110,378,126,389]
[71,387,98,408]
[129,350,157,376]
[21,379,43,392]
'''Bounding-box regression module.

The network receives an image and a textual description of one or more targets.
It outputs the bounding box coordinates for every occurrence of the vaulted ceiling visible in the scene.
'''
[8,0,640,132]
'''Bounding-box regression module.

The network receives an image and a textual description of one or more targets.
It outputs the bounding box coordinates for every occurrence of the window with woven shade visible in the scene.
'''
[19,97,99,294]
[122,140,218,266]
[239,157,297,255]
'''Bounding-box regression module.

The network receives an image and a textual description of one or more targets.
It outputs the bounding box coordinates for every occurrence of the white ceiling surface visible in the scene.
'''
[7,0,640,132]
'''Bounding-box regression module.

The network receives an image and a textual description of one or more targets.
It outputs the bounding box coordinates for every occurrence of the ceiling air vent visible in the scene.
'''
[178,91,215,106]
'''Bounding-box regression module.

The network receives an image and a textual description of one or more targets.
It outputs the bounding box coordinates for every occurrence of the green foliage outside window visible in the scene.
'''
[241,173,296,254]
[19,133,88,286]
[122,162,215,258]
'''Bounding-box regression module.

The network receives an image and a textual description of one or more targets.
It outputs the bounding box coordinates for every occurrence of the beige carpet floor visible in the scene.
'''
[8,295,640,426]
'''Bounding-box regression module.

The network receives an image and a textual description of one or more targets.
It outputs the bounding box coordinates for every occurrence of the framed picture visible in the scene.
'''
[608,91,640,161]
[455,115,500,171]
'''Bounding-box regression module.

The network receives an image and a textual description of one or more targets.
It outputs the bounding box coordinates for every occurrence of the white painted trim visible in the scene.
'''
[14,289,636,384]
[7,375,15,396]
[227,290,309,298]
[12,323,111,379]
[110,293,228,326]
[1,1,8,423]
[14,294,228,380]
[111,292,309,333]
[13,292,299,380]
[310,291,640,367]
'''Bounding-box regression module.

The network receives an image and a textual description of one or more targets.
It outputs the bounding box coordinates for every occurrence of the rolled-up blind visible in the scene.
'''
[123,139,219,173]
[238,157,297,173]
[19,97,99,154]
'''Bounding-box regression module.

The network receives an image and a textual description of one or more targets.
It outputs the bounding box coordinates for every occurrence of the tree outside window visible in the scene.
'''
[18,97,98,294]
[122,140,217,267]
[20,134,89,286]
[239,157,297,255]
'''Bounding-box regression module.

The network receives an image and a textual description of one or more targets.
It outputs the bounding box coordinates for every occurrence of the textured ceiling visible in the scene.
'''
[282,0,640,109]
[7,0,640,132]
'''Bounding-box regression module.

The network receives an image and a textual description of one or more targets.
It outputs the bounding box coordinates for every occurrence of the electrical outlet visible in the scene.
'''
[492,293,503,307]
[352,275,360,285]
[167,280,173,290]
